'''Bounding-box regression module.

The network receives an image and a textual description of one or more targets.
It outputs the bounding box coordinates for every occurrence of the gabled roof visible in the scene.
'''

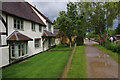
[30,4,53,24]
[7,31,33,41]
[1,2,45,26]
[42,30,55,37]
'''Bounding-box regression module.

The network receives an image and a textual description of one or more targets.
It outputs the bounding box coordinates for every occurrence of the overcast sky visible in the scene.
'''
[29,2,67,22]
[27,1,118,30]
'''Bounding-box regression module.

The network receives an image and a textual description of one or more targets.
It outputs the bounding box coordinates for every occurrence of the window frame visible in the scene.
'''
[10,42,28,59]
[11,44,15,58]
[14,18,24,30]
[35,39,41,48]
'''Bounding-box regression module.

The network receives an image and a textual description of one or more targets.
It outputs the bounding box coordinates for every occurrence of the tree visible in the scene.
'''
[84,2,119,44]
[54,2,87,46]
[115,24,120,34]
[54,10,74,48]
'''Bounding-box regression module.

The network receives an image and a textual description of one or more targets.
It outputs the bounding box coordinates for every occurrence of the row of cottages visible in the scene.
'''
[0,2,56,68]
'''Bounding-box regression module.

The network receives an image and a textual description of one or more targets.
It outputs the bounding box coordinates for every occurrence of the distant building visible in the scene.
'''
[116,35,120,44]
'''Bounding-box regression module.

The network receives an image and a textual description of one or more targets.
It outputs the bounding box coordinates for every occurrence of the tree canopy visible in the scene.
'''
[54,2,119,45]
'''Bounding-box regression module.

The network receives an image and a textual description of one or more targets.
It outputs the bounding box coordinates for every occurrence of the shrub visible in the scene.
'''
[105,42,120,53]
[105,42,113,50]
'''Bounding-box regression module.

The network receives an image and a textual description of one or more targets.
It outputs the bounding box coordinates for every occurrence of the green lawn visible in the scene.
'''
[67,46,87,78]
[2,45,72,78]
[94,44,120,63]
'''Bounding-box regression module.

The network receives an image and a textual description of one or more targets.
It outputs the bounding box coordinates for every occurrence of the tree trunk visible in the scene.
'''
[105,25,109,43]
[70,42,71,48]
[68,36,72,48]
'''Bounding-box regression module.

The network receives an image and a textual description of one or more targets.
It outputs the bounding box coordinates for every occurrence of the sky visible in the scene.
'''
[26,1,118,30]
[29,2,67,22]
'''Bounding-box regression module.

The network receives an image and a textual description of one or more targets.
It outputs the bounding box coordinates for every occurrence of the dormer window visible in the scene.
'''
[31,22,35,31]
[14,18,23,30]
[48,23,51,31]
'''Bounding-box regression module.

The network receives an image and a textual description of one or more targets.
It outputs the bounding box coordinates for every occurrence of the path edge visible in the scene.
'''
[57,43,77,79]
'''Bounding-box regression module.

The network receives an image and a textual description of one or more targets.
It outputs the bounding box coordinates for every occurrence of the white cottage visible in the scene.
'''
[0,2,55,68]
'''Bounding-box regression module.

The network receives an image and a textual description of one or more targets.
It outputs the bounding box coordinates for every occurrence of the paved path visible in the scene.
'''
[85,40,118,78]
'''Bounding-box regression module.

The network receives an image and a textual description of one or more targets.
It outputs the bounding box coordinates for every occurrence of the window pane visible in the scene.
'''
[17,20,20,29]
[35,39,39,48]
[11,45,15,57]
[32,23,34,30]
[34,23,35,30]
[39,25,41,32]
[18,45,21,56]
[22,45,24,56]
[21,21,23,30]
[14,19,16,28]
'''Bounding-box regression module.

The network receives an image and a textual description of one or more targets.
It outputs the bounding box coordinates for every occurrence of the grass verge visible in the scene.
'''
[2,45,72,78]
[94,44,120,63]
[67,46,87,78]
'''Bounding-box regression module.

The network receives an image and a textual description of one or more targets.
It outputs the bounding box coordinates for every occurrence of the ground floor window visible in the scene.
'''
[10,42,28,59]
[35,39,41,48]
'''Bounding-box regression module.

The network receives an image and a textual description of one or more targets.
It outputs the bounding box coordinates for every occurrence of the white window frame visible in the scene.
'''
[10,42,28,59]
[14,18,24,30]
[10,44,15,58]
[35,39,41,48]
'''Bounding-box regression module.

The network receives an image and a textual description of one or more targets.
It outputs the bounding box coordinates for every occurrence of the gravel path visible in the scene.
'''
[85,40,118,78]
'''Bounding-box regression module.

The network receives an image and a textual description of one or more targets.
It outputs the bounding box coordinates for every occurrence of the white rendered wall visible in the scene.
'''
[1,46,9,68]
[1,13,48,67]
[7,15,44,56]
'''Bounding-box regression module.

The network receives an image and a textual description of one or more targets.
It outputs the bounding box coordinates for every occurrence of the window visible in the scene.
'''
[31,22,35,31]
[14,18,24,30]
[35,39,41,48]
[10,42,27,59]
[39,25,42,32]
[48,23,51,31]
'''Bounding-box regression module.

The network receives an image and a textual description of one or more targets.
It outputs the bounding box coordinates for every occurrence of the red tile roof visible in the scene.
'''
[42,30,55,37]
[7,31,33,41]
[2,2,45,26]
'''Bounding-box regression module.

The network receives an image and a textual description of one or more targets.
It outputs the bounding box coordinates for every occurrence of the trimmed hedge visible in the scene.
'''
[104,42,120,53]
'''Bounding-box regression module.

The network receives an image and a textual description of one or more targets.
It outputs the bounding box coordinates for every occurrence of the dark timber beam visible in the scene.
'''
[0,14,8,35]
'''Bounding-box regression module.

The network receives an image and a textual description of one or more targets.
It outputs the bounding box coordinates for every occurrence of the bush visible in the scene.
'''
[105,42,112,50]
[105,42,120,53]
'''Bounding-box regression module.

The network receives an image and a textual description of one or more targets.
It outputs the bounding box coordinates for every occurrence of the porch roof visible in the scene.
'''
[42,30,56,38]
[7,31,33,41]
